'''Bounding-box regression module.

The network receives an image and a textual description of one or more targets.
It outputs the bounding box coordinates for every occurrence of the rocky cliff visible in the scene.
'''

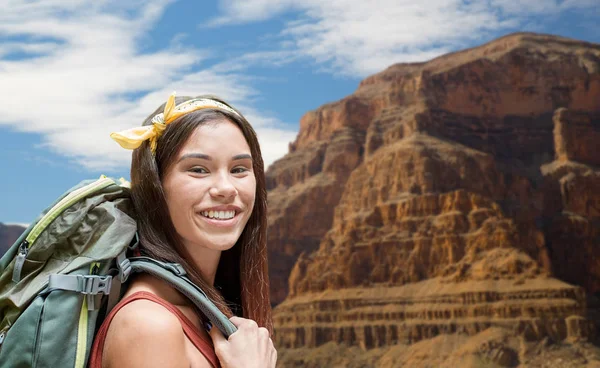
[267,32,600,367]
[0,223,26,257]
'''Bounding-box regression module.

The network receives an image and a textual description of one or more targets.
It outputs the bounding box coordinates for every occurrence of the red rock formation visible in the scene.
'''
[541,108,600,295]
[267,129,365,302]
[267,32,600,366]
[553,108,600,165]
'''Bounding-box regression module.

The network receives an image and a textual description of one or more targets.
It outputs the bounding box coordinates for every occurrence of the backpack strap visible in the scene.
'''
[104,248,133,315]
[128,257,238,338]
[48,274,113,311]
[46,246,134,313]
[44,254,237,338]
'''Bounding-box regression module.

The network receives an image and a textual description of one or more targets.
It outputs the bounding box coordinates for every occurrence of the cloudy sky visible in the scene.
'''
[1,0,599,224]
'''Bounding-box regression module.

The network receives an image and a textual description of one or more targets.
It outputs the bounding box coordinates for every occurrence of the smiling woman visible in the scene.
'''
[164,121,256,254]
[89,94,276,368]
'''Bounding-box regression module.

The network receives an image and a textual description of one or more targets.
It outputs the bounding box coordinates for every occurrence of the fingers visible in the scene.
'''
[229,316,245,327]
[226,317,273,343]
[268,337,277,367]
[229,316,258,330]
[258,327,270,340]
[214,317,278,368]
[208,323,227,348]
[270,345,277,367]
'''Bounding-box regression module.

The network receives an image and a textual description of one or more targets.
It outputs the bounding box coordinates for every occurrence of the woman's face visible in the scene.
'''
[162,119,256,254]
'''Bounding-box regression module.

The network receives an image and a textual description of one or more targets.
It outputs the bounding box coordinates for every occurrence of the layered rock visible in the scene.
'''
[275,278,588,349]
[267,32,600,366]
[267,129,365,303]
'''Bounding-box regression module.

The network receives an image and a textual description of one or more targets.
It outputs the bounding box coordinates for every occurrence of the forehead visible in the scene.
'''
[179,119,251,154]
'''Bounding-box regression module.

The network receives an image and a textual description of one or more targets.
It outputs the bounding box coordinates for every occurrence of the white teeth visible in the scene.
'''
[200,210,236,220]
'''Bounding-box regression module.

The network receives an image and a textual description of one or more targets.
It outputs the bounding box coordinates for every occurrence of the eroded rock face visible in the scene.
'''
[540,108,600,295]
[268,32,600,365]
[553,108,600,166]
[267,129,366,303]
[287,136,548,296]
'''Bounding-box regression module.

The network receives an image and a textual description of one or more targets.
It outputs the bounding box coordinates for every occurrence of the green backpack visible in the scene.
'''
[0,176,236,368]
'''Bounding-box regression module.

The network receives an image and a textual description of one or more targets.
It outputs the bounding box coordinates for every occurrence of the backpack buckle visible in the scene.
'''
[78,275,112,295]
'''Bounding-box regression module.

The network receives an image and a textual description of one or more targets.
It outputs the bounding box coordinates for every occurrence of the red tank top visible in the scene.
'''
[89,291,220,368]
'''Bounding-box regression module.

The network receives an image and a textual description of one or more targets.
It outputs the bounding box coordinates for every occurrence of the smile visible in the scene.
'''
[200,210,236,220]
[197,210,241,228]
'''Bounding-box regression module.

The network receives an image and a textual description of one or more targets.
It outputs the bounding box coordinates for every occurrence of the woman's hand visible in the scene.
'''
[209,317,277,368]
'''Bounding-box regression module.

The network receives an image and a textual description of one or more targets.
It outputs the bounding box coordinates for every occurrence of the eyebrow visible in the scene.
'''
[178,153,253,163]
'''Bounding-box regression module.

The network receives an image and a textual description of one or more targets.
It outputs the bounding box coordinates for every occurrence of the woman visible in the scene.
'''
[89,93,277,367]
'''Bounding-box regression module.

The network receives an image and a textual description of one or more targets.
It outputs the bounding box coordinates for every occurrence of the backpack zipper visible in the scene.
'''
[11,176,114,283]
[11,240,30,283]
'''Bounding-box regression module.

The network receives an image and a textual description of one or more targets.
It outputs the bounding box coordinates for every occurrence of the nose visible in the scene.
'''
[209,171,237,199]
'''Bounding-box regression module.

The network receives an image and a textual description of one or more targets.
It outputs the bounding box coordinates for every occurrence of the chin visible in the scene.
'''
[204,236,239,251]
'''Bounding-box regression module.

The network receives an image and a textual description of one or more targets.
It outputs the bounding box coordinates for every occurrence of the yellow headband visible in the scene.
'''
[110,92,241,154]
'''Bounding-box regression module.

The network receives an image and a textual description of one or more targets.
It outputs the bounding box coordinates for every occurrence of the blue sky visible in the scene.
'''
[1,0,599,225]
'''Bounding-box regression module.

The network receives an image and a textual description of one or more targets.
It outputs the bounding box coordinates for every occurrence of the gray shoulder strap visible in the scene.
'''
[128,257,237,338]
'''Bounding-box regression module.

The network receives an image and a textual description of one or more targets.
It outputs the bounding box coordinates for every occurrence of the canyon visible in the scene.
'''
[266,32,600,367]
[1,31,599,368]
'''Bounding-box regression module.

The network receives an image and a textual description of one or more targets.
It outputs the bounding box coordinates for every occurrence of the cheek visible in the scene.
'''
[163,191,182,230]
[244,177,257,211]
[165,193,183,220]
[163,179,179,210]
[163,176,193,227]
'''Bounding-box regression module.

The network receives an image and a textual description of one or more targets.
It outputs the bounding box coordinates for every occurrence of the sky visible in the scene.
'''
[1,0,599,225]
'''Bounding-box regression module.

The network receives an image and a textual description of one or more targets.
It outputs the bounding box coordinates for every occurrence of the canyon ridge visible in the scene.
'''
[266,32,600,367]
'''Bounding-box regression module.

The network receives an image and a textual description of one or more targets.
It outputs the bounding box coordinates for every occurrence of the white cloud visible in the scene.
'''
[209,0,295,26]
[210,50,300,73]
[211,0,598,76]
[0,0,296,171]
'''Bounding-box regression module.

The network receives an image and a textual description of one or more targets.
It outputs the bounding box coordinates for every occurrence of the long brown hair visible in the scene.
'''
[130,95,272,333]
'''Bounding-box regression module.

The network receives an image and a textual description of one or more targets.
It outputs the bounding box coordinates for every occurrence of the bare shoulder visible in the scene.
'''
[103,299,190,368]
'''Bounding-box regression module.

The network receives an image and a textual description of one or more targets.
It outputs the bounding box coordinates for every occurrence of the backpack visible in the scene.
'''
[0,175,236,368]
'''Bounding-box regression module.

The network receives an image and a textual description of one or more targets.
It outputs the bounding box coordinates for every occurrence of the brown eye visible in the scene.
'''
[231,167,248,174]
[190,167,208,174]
